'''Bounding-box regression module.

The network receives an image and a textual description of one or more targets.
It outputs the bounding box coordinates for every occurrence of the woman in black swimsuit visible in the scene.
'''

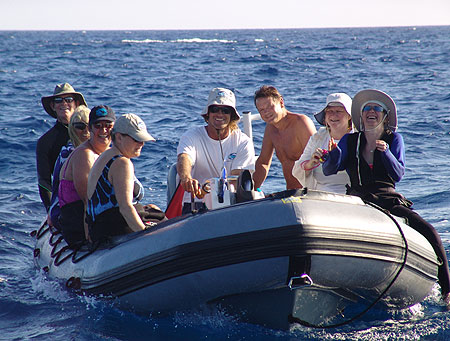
[86,113,162,243]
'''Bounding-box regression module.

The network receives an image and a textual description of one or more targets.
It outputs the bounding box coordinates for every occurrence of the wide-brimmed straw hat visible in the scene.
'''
[314,93,352,126]
[41,83,87,118]
[351,89,397,132]
[113,113,155,142]
[201,87,240,121]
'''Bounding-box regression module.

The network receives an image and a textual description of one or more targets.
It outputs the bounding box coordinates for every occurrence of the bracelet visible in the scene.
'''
[301,160,320,171]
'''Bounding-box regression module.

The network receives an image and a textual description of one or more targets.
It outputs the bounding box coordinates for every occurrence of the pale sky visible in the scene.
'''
[1,0,449,30]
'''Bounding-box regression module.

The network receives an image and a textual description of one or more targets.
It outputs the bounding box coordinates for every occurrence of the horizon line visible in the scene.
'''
[1,24,449,32]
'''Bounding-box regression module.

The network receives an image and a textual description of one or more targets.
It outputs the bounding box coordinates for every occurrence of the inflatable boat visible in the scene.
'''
[32,187,439,329]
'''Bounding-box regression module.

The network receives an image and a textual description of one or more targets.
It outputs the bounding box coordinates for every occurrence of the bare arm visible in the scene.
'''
[298,115,317,151]
[72,149,97,203]
[282,115,316,189]
[253,130,274,189]
[177,153,201,197]
[110,158,145,232]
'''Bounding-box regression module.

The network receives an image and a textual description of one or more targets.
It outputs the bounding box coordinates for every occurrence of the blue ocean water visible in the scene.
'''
[0,26,449,340]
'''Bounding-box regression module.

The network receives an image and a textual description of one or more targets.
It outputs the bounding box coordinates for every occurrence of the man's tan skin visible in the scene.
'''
[50,94,78,125]
[253,86,316,190]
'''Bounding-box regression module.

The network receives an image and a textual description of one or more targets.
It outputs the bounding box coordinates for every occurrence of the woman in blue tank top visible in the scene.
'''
[86,113,162,243]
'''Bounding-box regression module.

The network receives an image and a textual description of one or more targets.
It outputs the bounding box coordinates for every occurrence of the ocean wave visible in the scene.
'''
[122,39,166,43]
[122,38,237,44]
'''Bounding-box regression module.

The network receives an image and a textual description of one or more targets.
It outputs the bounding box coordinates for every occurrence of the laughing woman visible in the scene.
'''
[86,113,163,244]
[322,89,450,302]
[59,105,116,247]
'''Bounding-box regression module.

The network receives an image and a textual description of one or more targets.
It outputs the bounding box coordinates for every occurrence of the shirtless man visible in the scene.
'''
[253,86,316,189]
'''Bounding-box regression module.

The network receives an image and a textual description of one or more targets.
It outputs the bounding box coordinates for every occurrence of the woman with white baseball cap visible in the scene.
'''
[292,93,354,193]
[86,113,164,244]
[322,89,450,303]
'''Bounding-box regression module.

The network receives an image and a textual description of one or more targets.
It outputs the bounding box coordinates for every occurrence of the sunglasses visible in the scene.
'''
[362,105,385,113]
[93,122,114,130]
[53,96,74,104]
[125,134,141,143]
[73,122,88,131]
[209,105,233,115]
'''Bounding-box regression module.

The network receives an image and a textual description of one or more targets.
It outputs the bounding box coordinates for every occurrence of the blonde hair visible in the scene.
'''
[68,105,90,147]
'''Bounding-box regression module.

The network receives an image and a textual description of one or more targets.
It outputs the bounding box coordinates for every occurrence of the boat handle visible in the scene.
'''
[288,273,313,290]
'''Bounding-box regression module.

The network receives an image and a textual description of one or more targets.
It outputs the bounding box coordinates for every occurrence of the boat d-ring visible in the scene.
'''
[288,273,313,290]
[66,277,81,290]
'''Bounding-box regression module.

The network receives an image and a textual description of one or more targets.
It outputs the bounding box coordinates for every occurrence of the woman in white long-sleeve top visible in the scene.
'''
[292,93,354,193]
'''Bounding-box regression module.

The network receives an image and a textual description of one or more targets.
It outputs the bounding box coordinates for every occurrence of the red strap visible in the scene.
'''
[165,183,184,219]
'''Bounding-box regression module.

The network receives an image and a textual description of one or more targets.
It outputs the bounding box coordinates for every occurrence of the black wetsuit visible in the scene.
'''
[36,121,70,211]
[324,132,450,297]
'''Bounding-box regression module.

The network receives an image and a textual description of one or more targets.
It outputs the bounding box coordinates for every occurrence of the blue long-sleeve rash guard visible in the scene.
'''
[322,132,405,183]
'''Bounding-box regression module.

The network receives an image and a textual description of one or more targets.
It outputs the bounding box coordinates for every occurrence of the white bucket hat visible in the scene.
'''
[201,87,240,121]
[314,93,352,126]
[113,113,155,142]
[351,89,397,132]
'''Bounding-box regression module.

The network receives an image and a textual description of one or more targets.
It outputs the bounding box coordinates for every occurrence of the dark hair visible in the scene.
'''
[383,111,393,134]
[254,85,283,106]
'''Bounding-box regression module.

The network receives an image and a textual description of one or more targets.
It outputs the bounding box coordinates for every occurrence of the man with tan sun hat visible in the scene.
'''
[36,83,87,211]
[176,88,255,214]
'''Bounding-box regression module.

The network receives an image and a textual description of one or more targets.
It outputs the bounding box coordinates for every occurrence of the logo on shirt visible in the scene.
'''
[227,153,237,161]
